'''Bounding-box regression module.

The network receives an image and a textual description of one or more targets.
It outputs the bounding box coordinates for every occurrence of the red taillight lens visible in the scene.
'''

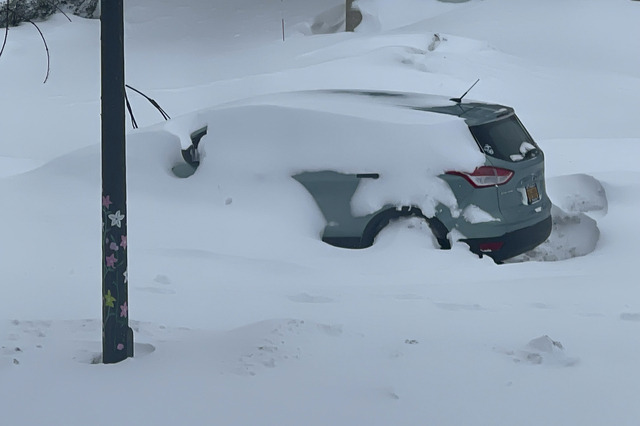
[446,166,514,188]
[478,241,504,252]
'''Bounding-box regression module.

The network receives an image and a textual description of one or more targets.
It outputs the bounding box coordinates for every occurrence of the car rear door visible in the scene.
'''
[469,114,551,226]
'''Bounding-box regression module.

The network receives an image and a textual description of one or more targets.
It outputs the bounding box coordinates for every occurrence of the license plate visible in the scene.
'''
[526,183,540,204]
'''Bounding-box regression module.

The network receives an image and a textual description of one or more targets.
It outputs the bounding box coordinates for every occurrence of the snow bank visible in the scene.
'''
[355,0,473,33]
[295,4,346,35]
[294,0,475,36]
[547,173,608,215]
[0,156,44,178]
[520,205,600,262]
[497,335,579,367]
[511,174,607,262]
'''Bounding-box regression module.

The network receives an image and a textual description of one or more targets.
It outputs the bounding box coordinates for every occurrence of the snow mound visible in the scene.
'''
[154,319,347,377]
[0,156,44,179]
[511,174,607,262]
[513,205,600,263]
[547,173,608,215]
[0,319,161,367]
[353,0,382,33]
[223,319,344,376]
[355,0,475,32]
[296,4,346,35]
[498,335,579,367]
[385,32,498,77]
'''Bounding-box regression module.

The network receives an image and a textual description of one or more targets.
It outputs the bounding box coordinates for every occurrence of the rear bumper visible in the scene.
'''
[463,215,552,263]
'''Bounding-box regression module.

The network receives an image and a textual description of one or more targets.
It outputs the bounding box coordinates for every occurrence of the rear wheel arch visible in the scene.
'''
[360,206,451,249]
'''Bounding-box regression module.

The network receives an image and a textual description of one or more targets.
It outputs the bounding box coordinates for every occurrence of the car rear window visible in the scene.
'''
[469,115,539,162]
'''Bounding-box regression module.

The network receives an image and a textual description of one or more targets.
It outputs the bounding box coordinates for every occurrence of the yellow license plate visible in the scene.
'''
[526,184,540,204]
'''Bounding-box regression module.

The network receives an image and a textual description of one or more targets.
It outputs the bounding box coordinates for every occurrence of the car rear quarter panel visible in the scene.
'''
[438,173,504,239]
[293,171,374,239]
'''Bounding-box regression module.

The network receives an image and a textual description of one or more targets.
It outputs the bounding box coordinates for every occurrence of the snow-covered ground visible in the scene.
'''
[1,0,640,424]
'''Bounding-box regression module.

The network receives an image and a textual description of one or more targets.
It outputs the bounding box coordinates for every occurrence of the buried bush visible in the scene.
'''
[0,0,99,28]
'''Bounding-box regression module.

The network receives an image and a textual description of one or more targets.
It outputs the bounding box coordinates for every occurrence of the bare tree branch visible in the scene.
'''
[125,84,171,121]
[27,19,50,83]
[124,91,138,129]
[52,1,72,23]
[0,6,8,60]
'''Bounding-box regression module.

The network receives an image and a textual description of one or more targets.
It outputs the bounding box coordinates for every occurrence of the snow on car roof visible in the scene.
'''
[145,90,486,219]
[219,89,516,128]
[209,89,463,127]
[158,89,479,153]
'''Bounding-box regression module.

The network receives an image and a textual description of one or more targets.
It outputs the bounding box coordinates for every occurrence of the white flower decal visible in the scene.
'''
[108,210,125,228]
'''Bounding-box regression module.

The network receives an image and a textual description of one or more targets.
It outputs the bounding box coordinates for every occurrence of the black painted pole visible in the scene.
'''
[101,0,133,364]
[346,0,362,32]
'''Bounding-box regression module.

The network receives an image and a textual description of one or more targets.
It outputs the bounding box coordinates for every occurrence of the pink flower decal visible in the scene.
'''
[120,235,127,249]
[105,254,117,267]
[102,195,113,208]
[117,343,124,351]
[120,302,128,318]
[110,242,119,251]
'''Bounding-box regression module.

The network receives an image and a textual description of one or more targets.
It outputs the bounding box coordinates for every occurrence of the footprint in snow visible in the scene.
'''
[434,302,484,312]
[620,313,640,322]
[136,274,176,294]
[230,319,344,376]
[287,293,334,304]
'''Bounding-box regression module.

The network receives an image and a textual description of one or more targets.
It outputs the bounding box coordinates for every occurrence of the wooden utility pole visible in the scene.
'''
[101,0,133,364]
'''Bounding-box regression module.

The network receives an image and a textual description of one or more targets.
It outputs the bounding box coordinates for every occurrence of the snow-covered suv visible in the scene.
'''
[178,90,552,262]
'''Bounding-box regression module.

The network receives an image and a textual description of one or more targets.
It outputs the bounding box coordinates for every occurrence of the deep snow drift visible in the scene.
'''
[1,0,640,425]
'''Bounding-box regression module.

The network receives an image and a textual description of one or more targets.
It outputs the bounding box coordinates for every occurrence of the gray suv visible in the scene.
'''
[181,90,552,263]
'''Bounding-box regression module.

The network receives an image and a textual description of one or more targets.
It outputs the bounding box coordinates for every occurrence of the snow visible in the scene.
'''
[0,156,43,178]
[2,0,640,425]
[462,205,499,224]
[547,173,608,215]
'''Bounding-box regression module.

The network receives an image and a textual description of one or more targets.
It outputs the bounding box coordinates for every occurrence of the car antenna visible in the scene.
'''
[450,79,480,103]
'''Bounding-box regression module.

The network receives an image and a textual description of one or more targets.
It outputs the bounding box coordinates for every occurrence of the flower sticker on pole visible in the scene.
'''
[108,210,125,228]
[104,290,116,308]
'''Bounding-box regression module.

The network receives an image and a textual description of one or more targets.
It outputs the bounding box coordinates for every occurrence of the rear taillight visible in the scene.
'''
[478,241,504,252]
[446,166,514,188]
